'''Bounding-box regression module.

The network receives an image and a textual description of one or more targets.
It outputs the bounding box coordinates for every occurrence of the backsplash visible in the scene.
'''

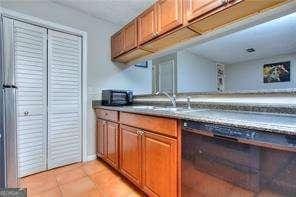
[133,90,296,114]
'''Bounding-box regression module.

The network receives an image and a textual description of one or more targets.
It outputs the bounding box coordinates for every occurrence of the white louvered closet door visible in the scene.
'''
[14,21,48,177]
[47,30,82,169]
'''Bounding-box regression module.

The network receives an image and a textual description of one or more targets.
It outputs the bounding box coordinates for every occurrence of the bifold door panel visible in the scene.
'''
[13,20,48,177]
[47,30,82,169]
[9,18,83,176]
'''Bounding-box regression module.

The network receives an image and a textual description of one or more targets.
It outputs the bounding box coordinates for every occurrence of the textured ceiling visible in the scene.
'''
[51,0,155,26]
[188,12,296,65]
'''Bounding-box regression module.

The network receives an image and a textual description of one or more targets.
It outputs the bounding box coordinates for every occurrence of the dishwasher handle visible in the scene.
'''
[213,134,239,142]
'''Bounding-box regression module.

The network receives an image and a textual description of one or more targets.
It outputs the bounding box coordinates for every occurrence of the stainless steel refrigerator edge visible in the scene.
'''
[0,15,18,188]
[0,14,4,188]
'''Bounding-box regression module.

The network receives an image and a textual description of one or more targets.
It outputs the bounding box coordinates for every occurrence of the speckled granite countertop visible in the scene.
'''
[92,101,296,136]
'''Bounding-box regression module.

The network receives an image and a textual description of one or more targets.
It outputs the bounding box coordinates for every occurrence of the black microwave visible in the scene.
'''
[101,90,133,106]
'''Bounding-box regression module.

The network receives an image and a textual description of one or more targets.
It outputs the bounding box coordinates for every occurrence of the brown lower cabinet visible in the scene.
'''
[119,124,177,197]
[97,118,119,169]
[141,131,177,197]
[97,119,106,157]
[105,121,119,168]
[96,109,179,197]
[119,125,142,186]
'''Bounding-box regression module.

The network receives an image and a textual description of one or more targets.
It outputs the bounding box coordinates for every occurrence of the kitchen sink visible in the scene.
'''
[131,106,208,113]
[131,106,156,110]
[132,105,185,111]
[153,107,185,112]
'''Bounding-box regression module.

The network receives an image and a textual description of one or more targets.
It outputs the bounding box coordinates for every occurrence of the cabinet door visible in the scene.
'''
[119,125,142,186]
[111,30,124,58]
[97,119,106,158]
[186,0,226,22]
[138,4,157,44]
[142,131,177,197]
[157,0,182,35]
[124,20,138,52]
[105,121,119,168]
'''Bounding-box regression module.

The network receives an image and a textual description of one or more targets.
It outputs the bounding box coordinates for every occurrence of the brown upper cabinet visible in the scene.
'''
[138,4,158,45]
[111,20,137,59]
[111,0,288,63]
[156,0,183,36]
[138,0,183,45]
[124,20,138,52]
[186,0,227,22]
[111,30,124,58]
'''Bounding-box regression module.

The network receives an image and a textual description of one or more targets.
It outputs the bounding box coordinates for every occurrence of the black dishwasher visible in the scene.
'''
[182,121,296,197]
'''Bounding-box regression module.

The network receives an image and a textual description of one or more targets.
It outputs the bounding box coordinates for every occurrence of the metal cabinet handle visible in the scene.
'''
[24,111,29,116]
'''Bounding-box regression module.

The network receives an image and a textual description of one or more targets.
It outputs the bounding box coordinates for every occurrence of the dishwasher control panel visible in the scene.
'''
[183,121,256,140]
[183,121,296,150]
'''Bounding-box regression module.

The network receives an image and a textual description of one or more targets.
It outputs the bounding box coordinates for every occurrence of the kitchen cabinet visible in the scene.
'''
[119,124,178,197]
[96,109,180,196]
[186,0,226,22]
[111,30,124,58]
[142,131,177,197]
[124,20,138,52]
[96,119,119,169]
[105,121,119,168]
[97,119,106,158]
[111,0,288,63]
[119,125,142,186]
[138,4,158,44]
[114,48,151,63]
[95,109,118,122]
[120,112,178,137]
[188,0,286,33]
[156,0,182,36]
[95,109,119,168]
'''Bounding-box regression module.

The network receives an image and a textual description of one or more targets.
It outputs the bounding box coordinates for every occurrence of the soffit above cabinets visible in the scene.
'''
[51,0,156,26]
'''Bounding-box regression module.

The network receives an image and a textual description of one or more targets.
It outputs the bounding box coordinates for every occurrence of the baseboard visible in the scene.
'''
[86,154,97,161]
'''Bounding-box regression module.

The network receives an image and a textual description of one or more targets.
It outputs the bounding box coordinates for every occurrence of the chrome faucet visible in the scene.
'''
[155,91,177,108]
[187,96,191,109]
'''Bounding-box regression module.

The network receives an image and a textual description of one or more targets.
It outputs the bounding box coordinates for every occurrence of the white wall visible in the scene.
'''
[225,53,296,91]
[177,50,217,93]
[94,61,152,95]
[0,1,151,159]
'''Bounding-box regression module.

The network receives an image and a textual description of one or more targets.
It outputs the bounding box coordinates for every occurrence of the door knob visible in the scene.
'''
[24,111,29,116]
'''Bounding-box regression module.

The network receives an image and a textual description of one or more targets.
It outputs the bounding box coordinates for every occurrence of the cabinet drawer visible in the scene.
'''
[119,112,177,137]
[95,109,118,122]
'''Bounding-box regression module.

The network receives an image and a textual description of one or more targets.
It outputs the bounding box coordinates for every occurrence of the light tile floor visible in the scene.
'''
[19,159,143,197]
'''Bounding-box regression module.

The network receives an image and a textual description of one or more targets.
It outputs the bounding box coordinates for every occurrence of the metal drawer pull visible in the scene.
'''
[24,111,29,116]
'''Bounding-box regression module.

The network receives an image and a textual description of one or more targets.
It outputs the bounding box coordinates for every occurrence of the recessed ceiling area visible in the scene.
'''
[51,0,155,26]
[188,12,296,65]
